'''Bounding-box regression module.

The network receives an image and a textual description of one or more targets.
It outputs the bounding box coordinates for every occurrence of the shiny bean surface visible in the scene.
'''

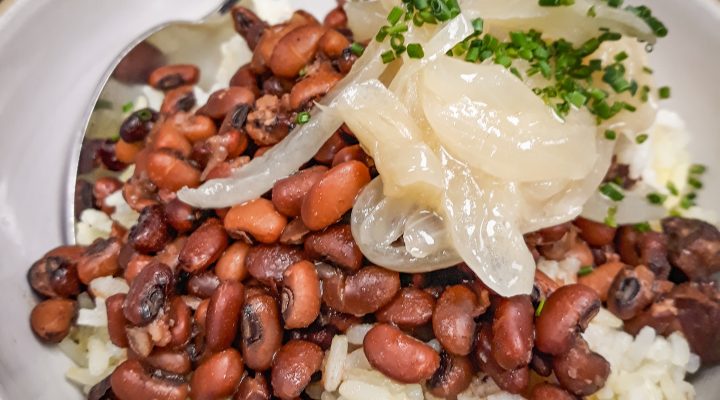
[375,287,435,329]
[111,360,188,400]
[77,238,122,284]
[149,64,200,91]
[215,242,250,282]
[577,261,625,302]
[269,25,327,78]
[143,348,192,375]
[321,265,400,316]
[123,263,174,326]
[270,340,324,399]
[304,224,362,272]
[206,281,244,352]
[302,161,370,230]
[427,352,474,399]
[245,244,305,285]
[106,293,129,348]
[224,198,287,244]
[363,323,440,383]
[190,349,244,400]
[271,166,328,217]
[433,285,481,356]
[146,149,201,192]
[535,284,600,355]
[241,292,283,371]
[553,338,610,396]
[281,260,321,329]
[179,218,228,273]
[128,205,172,255]
[492,295,534,370]
[30,298,77,343]
[235,373,271,400]
[198,87,256,120]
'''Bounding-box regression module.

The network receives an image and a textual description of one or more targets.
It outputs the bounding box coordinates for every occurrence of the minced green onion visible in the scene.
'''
[604,206,618,228]
[122,101,134,113]
[642,66,654,74]
[666,181,679,196]
[390,34,406,53]
[535,299,546,317]
[614,51,628,62]
[658,86,671,99]
[604,130,617,140]
[94,99,113,110]
[646,192,667,205]
[407,43,425,59]
[350,43,365,56]
[472,17,484,33]
[634,222,652,233]
[688,176,703,189]
[578,266,594,277]
[680,195,695,209]
[607,0,623,7]
[689,164,707,175]
[387,6,404,25]
[381,50,396,64]
[296,112,311,124]
[538,0,575,6]
[599,182,625,201]
[635,134,649,144]
[587,6,597,17]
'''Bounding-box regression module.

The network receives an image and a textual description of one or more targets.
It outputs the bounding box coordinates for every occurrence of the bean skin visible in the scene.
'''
[198,87,256,120]
[323,7,347,29]
[473,324,529,394]
[215,242,250,282]
[281,261,321,329]
[427,352,475,399]
[231,6,267,50]
[111,360,188,400]
[106,293,129,348]
[190,349,245,400]
[535,284,600,355]
[289,66,342,110]
[491,295,534,370]
[318,29,350,58]
[179,218,228,273]
[577,261,625,302]
[113,41,165,84]
[146,149,201,192]
[235,373,271,400]
[77,238,122,284]
[606,265,656,320]
[229,64,259,94]
[206,281,245,352]
[313,131,347,165]
[160,85,196,115]
[187,272,221,299]
[271,340,324,399]
[167,297,192,348]
[123,263,174,326]
[530,383,577,400]
[332,144,372,167]
[271,166,328,217]
[128,205,173,255]
[322,265,400,316]
[124,253,153,284]
[115,139,142,164]
[28,255,81,298]
[93,176,123,212]
[304,224,363,272]
[552,338,610,397]
[245,244,305,286]
[574,217,617,247]
[30,298,77,343]
[164,112,217,143]
[363,323,440,383]
[154,122,193,157]
[301,161,370,231]
[241,292,283,371]
[269,25,327,78]
[164,198,200,234]
[143,348,192,375]
[375,287,435,329]
[279,217,311,245]
[433,285,481,356]
[148,64,200,91]
[224,198,287,244]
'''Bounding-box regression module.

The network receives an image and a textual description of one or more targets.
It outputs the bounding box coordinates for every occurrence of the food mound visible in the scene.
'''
[26,1,720,400]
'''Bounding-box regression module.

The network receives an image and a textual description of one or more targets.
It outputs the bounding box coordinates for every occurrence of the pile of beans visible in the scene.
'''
[28,2,720,400]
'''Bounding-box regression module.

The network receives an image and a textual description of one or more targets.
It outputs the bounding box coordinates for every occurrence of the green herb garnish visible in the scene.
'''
[296,111,311,124]
[599,182,625,201]
[578,266,594,276]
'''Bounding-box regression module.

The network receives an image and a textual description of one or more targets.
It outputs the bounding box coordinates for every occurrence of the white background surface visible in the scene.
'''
[0,0,717,398]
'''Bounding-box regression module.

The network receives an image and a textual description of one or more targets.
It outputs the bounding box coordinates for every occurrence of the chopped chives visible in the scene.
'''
[538,0,575,6]
[604,130,617,140]
[122,101,134,113]
[658,86,671,99]
[296,111,311,124]
[387,7,404,25]
[604,206,618,228]
[587,5,597,17]
[607,0,623,7]
[349,43,365,56]
[642,66,654,74]
[472,17,484,34]
[381,50,396,64]
[407,43,425,59]
[578,266,594,277]
[635,134,648,144]
[689,164,707,175]
[614,51,628,62]
[535,299,546,317]
[680,195,695,209]
[634,222,652,233]
[688,176,703,189]
[599,182,625,201]
[414,0,429,8]
[646,193,667,205]
[566,91,587,107]
[666,181,679,196]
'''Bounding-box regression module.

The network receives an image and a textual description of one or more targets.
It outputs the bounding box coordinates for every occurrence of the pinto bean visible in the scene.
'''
[245,244,305,286]
[154,123,193,157]
[492,295,534,370]
[271,340,324,399]
[553,338,610,396]
[178,218,228,273]
[143,348,192,375]
[323,7,347,29]
[281,261,321,329]
[77,238,122,284]
[272,166,328,217]
[301,161,370,230]
[314,131,347,165]
[164,112,217,143]
[574,217,617,247]
[279,217,311,245]
[269,25,327,78]
[433,285,482,356]
[111,360,188,400]
[148,64,200,91]
[530,383,577,400]
[224,198,287,244]
[427,352,474,399]
[160,85,196,115]
[473,324,529,394]
[241,292,283,371]
[535,284,600,355]
[363,323,440,383]
[167,297,192,348]
[123,263,174,326]
[319,29,350,58]
[106,293,129,348]
[332,144,372,167]
[198,87,256,120]
[30,298,77,343]
[606,265,656,320]
[376,287,435,329]
[205,281,244,352]
[304,224,362,272]
[128,205,172,255]
[289,66,342,110]
[190,348,244,400]
[321,265,400,316]
[187,272,221,298]
[146,149,201,192]
[231,6,267,50]
[578,261,625,302]
[235,373,271,400]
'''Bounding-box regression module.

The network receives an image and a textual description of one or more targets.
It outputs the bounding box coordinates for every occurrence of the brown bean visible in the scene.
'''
[190,348,244,400]
[272,166,328,217]
[107,293,129,348]
[606,264,656,320]
[241,292,283,371]
[578,261,626,302]
[168,297,192,348]
[553,338,610,396]
[164,198,199,234]
[530,350,553,377]
[376,287,435,329]
[269,25,327,78]
[427,352,474,399]
[164,112,217,143]
[537,222,572,244]
[535,284,600,355]
[363,323,440,383]
[87,375,114,400]
[148,64,200,91]
[289,323,338,350]
[215,242,250,282]
[530,383,577,400]
[206,281,245,352]
[113,41,165,84]
[281,261,321,329]
[146,149,201,192]
[245,244,305,286]
[111,360,188,400]
[123,263,174,326]
[187,272,221,298]
[198,87,256,120]
[270,340,324,399]
[179,218,229,273]
[195,299,210,332]
[154,236,187,271]
[128,205,173,255]
[279,217,311,245]
[289,66,342,110]
[473,324,529,394]
[93,176,123,212]
[224,198,287,244]
[313,131,347,165]
[319,29,350,58]
[44,245,85,262]
[574,216,617,247]
[116,139,143,164]
[492,295,534,370]
[231,6,268,50]
[160,85,196,115]
[143,348,192,375]
[77,238,122,284]
[230,64,259,93]
[433,285,482,356]
[235,373,271,400]
[332,144,372,167]
[28,255,81,298]
[323,7,347,29]
[30,298,77,343]
[304,224,362,272]
[533,269,560,305]
[301,161,370,230]
[154,123,193,157]
[321,265,400,316]
[124,253,153,284]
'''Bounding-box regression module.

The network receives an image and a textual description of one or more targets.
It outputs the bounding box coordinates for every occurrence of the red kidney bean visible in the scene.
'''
[535,284,600,355]
[427,352,475,399]
[106,293,129,348]
[148,64,200,91]
[319,29,350,58]
[492,295,534,370]
[375,287,435,329]
[30,298,77,343]
[128,205,173,255]
[245,244,305,286]
[363,323,440,383]
[224,198,287,244]
[119,108,159,143]
[530,383,577,400]
[111,360,188,400]
[332,144,372,167]
[578,261,625,302]
[279,217,311,245]
[215,242,250,282]
[198,87,256,120]
[606,264,656,320]
[433,285,482,356]
[323,7,347,29]
[164,198,200,234]
[271,166,328,217]
[206,281,245,352]
[187,272,221,298]
[302,161,371,230]
[146,149,202,192]
[190,348,244,400]
[178,218,228,273]
[271,340,324,400]
[160,85,196,115]
[617,226,672,278]
[473,324,529,394]
[321,265,400,316]
[313,131,347,165]
[77,238,122,284]
[123,263,174,326]
[143,348,192,375]
[281,261,321,329]
[97,139,128,171]
[289,66,342,110]
[574,216,617,247]
[241,292,283,371]
[553,338,610,396]
[269,25,327,78]
[235,372,271,400]
[304,224,363,272]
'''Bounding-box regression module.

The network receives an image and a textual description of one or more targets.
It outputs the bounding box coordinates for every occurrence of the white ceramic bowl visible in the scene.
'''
[0,0,717,398]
